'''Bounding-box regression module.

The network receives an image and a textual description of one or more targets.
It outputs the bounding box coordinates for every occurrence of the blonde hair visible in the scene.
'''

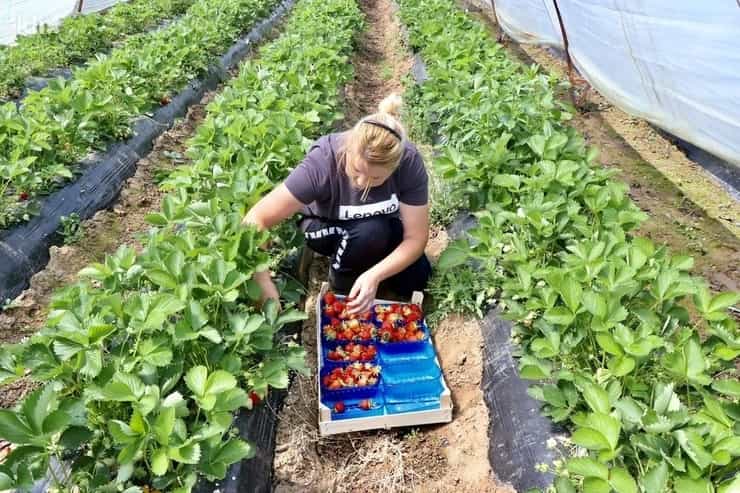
[343,94,406,199]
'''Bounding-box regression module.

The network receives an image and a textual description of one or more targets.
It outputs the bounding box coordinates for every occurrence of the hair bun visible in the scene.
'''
[378,93,403,118]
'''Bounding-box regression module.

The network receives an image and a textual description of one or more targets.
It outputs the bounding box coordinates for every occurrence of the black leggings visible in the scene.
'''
[301,215,431,297]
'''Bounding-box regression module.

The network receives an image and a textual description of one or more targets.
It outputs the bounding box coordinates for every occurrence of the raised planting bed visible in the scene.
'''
[0,0,295,304]
[0,0,283,229]
[0,0,195,101]
[399,0,740,491]
[0,0,363,489]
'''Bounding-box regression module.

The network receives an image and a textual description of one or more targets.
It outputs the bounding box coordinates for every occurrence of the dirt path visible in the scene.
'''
[341,0,412,122]
[0,96,216,408]
[460,0,740,295]
[272,1,509,491]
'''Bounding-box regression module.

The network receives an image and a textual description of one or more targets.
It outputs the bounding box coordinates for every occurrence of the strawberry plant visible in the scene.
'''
[0,0,281,229]
[0,0,195,100]
[0,0,362,490]
[398,0,740,491]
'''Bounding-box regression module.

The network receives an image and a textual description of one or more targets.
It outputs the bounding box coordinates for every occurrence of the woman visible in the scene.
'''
[242,94,431,314]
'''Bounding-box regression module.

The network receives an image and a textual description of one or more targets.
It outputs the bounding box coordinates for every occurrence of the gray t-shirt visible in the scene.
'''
[284,132,428,222]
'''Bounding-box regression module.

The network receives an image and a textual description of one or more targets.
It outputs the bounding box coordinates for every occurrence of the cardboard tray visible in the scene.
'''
[316,282,453,436]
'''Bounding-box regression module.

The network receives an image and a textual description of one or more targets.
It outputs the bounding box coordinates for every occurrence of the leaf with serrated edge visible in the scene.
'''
[582,382,610,414]
[674,429,712,470]
[609,467,637,493]
[582,477,610,493]
[151,447,169,476]
[566,458,607,479]
[185,366,207,397]
[205,370,237,395]
[640,461,668,493]
[712,379,740,398]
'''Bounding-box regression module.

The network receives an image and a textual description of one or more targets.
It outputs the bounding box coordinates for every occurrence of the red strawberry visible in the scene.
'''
[332,301,344,314]
[334,401,346,413]
[19,192,29,201]
[324,292,336,305]
[358,399,372,410]
[249,391,261,407]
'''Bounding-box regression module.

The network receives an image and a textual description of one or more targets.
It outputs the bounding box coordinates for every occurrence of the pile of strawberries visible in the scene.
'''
[322,318,376,342]
[322,362,380,390]
[320,292,429,416]
[327,342,377,362]
[322,292,371,321]
[375,303,427,343]
[321,291,427,344]
[322,292,376,342]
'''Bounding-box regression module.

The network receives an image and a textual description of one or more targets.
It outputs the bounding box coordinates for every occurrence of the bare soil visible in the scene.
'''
[342,0,413,123]
[273,253,511,493]
[0,97,214,407]
[461,0,740,295]
[272,0,509,490]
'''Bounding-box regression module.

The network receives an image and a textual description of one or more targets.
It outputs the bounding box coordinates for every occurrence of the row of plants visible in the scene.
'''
[0,0,195,100]
[0,0,362,490]
[0,0,281,230]
[399,0,739,491]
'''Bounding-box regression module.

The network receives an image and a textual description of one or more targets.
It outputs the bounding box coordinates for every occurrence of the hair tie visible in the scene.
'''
[363,119,403,142]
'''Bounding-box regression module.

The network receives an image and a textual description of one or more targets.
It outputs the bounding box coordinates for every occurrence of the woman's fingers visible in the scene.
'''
[348,281,362,301]
[355,293,372,313]
[347,285,372,314]
[254,271,280,310]
[346,271,380,314]
[347,292,367,313]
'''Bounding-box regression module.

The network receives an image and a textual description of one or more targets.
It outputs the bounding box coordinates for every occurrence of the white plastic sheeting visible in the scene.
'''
[80,0,128,14]
[492,0,740,169]
[0,0,76,44]
[0,0,129,45]
[494,0,560,45]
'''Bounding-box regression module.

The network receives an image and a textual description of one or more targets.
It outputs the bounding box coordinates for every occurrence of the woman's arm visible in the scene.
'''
[347,202,429,313]
[242,183,305,230]
[242,184,305,303]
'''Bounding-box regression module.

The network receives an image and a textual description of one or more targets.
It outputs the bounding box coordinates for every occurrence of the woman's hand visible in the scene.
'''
[241,184,305,311]
[254,271,281,311]
[347,270,381,314]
